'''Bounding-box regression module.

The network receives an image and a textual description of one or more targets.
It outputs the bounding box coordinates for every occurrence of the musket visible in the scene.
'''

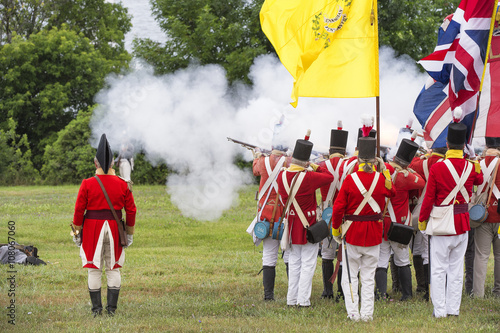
[227,137,272,155]
[343,237,355,303]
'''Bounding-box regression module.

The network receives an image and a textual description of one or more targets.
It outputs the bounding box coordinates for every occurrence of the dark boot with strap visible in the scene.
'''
[106,287,120,316]
[375,267,388,300]
[321,259,334,299]
[335,267,344,302]
[423,264,429,301]
[262,266,276,301]
[390,255,400,293]
[413,255,426,293]
[399,265,413,301]
[89,288,102,317]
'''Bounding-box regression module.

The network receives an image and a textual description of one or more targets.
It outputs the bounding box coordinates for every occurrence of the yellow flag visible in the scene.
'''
[261,0,379,107]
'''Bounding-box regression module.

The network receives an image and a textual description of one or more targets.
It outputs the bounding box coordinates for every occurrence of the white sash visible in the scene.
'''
[478,157,500,200]
[324,158,343,205]
[258,156,285,201]
[442,160,473,205]
[282,171,308,227]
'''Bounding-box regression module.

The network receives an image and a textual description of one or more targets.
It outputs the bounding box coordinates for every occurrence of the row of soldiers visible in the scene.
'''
[249,119,500,321]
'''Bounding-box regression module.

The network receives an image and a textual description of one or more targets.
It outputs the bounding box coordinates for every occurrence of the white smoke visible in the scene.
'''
[90,46,428,220]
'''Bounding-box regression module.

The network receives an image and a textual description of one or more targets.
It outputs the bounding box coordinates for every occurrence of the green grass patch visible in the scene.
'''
[0,185,499,332]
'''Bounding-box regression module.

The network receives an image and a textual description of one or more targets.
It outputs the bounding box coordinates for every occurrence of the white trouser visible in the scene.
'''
[411,231,429,264]
[430,232,468,317]
[287,242,319,306]
[88,229,121,290]
[321,237,337,260]
[342,243,379,321]
[378,239,411,267]
[262,237,280,266]
[119,159,132,181]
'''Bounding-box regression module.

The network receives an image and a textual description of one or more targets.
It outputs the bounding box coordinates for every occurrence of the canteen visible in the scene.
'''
[254,220,270,239]
[321,207,333,234]
[272,219,284,240]
[469,204,488,228]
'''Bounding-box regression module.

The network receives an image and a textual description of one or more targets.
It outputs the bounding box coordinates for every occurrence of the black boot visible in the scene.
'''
[423,264,429,301]
[89,288,102,317]
[262,266,276,301]
[390,255,400,293]
[375,267,388,300]
[335,267,344,302]
[413,255,426,293]
[321,259,334,299]
[399,265,413,301]
[106,287,120,316]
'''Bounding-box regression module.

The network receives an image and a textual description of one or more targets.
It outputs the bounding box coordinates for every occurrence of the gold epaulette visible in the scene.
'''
[468,159,481,174]
[383,169,392,190]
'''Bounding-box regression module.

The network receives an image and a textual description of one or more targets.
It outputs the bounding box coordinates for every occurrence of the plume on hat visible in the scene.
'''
[361,114,374,137]
[304,129,311,141]
[337,120,343,130]
[452,107,463,123]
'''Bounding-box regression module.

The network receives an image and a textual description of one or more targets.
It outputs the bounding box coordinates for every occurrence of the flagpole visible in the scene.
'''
[376,96,380,157]
[470,0,498,143]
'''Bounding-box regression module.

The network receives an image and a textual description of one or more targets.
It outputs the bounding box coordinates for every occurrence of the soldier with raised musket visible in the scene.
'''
[331,137,395,321]
[318,122,349,300]
[375,136,425,301]
[418,121,483,318]
[249,144,290,301]
[278,138,333,307]
[72,134,136,316]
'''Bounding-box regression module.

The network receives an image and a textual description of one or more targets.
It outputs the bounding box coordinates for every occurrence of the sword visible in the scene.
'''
[343,238,354,303]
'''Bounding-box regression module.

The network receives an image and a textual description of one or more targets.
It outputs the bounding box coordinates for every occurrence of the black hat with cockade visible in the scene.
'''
[96,134,113,174]
[447,123,467,146]
[330,129,348,153]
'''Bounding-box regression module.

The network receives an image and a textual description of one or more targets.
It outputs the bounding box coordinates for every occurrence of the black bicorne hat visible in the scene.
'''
[357,128,376,148]
[330,129,348,152]
[447,123,467,146]
[292,139,313,162]
[394,138,419,166]
[358,137,376,160]
[96,134,113,174]
[485,137,500,148]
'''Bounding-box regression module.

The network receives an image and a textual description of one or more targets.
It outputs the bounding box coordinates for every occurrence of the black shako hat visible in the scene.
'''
[358,137,376,160]
[96,134,113,173]
[447,123,467,146]
[357,128,377,148]
[330,129,348,152]
[485,137,500,148]
[394,138,419,166]
[292,139,313,162]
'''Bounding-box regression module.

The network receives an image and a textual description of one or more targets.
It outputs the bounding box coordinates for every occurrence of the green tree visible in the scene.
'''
[0,0,132,61]
[0,118,40,185]
[0,27,128,169]
[378,0,460,61]
[134,0,273,84]
[42,108,96,184]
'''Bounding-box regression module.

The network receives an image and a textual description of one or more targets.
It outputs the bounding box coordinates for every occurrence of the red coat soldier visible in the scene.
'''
[418,122,483,318]
[277,139,333,307]
[331,137,395,321]
[72,134,137,316]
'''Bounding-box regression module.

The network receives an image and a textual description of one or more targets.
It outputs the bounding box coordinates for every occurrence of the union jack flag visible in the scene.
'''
[414,0,496,148]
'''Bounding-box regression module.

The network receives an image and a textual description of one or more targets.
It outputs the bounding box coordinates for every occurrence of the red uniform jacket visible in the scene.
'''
[419,156,483,235]
[477,154,500,223]
[383,164,425,240]
[253,154,288,222]
[277,165,333,245]
[332,170,396,247]
[408,153,445,210]
[73,173,136,269]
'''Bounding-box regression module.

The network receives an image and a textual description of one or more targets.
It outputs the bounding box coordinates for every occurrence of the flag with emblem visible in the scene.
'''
[260,0,379,107]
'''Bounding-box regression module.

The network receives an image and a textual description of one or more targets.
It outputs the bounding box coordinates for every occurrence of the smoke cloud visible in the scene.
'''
[90,46,428,220]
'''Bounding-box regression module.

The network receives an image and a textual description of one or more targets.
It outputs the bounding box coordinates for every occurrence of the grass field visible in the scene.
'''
[1,185,499,332]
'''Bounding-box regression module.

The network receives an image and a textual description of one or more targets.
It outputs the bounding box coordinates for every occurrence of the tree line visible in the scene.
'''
[0,0,460,185]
